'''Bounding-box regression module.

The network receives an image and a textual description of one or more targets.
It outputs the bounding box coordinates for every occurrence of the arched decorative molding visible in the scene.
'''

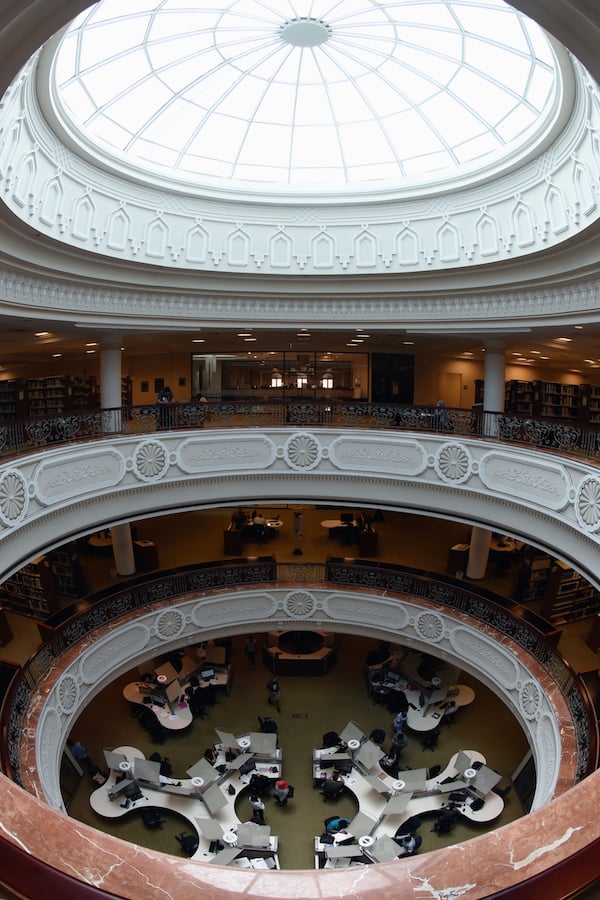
[1,429,599,589]
[21,585,572,814]
[1,39,598,278]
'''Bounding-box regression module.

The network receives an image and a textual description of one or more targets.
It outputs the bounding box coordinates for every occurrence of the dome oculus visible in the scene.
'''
[52,0,558,190]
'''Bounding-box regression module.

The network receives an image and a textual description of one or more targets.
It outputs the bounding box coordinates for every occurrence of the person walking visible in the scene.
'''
[266,676,281,713]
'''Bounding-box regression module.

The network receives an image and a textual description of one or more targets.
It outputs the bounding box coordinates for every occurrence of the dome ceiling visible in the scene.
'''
[52,0,558,191]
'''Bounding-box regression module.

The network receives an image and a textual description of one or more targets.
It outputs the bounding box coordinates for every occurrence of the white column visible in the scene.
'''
[111,523,136,576]
[100,340,122,434]
[466,526,492,580]
[482,340,505,438]
[100,339,135,575]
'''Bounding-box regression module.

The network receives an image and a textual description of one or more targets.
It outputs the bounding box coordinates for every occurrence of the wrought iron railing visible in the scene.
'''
[1,400,599,459]
[2,559,596,788]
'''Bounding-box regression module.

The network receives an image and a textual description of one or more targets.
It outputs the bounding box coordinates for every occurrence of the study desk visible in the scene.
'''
[313,745,504,843]
[123,682,193,731]
[367,667,475,732]
[90,746,280,864]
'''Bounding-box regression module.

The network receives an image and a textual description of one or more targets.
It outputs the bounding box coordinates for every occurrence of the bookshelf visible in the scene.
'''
[0,544,87,619]
[0,375,100,419]
[541,560,600,624]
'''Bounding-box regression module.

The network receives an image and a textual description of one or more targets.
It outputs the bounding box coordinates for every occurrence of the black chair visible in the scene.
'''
[421,727,440,751]
[493,783,513,800]
[322,731,341,748]
[369,728,386,745]
[258,715,278,734]
[321,779,344,801]
[176,832,199,855]
[141,808,165,829]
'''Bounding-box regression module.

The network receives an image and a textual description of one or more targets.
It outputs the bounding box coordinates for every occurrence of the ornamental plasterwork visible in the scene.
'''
[3,268,600,331]
[28,586,566,813]
[574,476,600,532]
[1,49,599,279]
[283,432,322,471]
[132,440,169,482]
[283,590,317,619]
[434,443,473,484]
[2,430,600,583]
[0,469,28,526]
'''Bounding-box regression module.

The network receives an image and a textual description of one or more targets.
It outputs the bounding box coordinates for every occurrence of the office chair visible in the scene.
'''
[141,809,165,829]
[175,832,199,855]
[421,728,440,751]
[369,728,386,745]
[493,783,513,800]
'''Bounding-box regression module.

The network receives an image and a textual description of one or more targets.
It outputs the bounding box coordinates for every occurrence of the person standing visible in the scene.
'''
[157,384,174,429]
[245,635,257,668]
[249,795,265,823]
[273,779,290,806]
[266,676,281,713]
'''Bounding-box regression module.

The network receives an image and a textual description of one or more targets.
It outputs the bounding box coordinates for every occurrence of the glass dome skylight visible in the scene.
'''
[52,0,558,189]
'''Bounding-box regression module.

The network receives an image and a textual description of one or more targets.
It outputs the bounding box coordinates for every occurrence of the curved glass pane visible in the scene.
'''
[53,0,557,188]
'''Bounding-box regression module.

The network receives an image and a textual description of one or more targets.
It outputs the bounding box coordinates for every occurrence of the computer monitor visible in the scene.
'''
[166,679,183,704]
[103,749,127,771]
[201,668,215,680]
[202,783,228,815]
[236,823,271,849]
[340,512,353,523]
[132,757,162,786]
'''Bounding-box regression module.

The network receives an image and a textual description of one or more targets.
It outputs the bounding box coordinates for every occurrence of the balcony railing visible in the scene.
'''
[2,558,596,789]
[1,400,599,460]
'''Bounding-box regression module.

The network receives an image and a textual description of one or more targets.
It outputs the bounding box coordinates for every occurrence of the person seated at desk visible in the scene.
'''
[379,751,400,778]
[249,795,266,824]
[394,833,420,856]
[321,771,345,800]
[252,511,267,542]
[441,700,459,725]
[324,815,350,834]
[231,507,247,529]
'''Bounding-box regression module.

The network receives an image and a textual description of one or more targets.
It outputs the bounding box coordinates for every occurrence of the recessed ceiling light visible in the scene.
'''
[530,350,540,354]
[86,342,98,347]
[237,331,253,337]
[356,333,370,338]
[192,338,205,343]
[462,351,473,356]
[86,349,96,354]
[35,331,50,336]
[556,337,572,343]
[52,353,62,358]
[574,325,584,330]
[540,356,550,360]
[402,341,415,345]
[584,359,595,364]
[244,337,257,342]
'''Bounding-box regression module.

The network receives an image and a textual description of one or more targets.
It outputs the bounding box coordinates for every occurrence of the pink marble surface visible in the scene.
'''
[1,770,599,899]
[10,585,585,898]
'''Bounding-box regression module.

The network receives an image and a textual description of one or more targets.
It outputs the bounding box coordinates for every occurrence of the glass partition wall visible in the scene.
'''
[192,351,369,402]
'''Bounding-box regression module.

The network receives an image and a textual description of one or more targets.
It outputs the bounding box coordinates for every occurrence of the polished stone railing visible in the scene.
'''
[1,400,599,459]
[2,558,596,788]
